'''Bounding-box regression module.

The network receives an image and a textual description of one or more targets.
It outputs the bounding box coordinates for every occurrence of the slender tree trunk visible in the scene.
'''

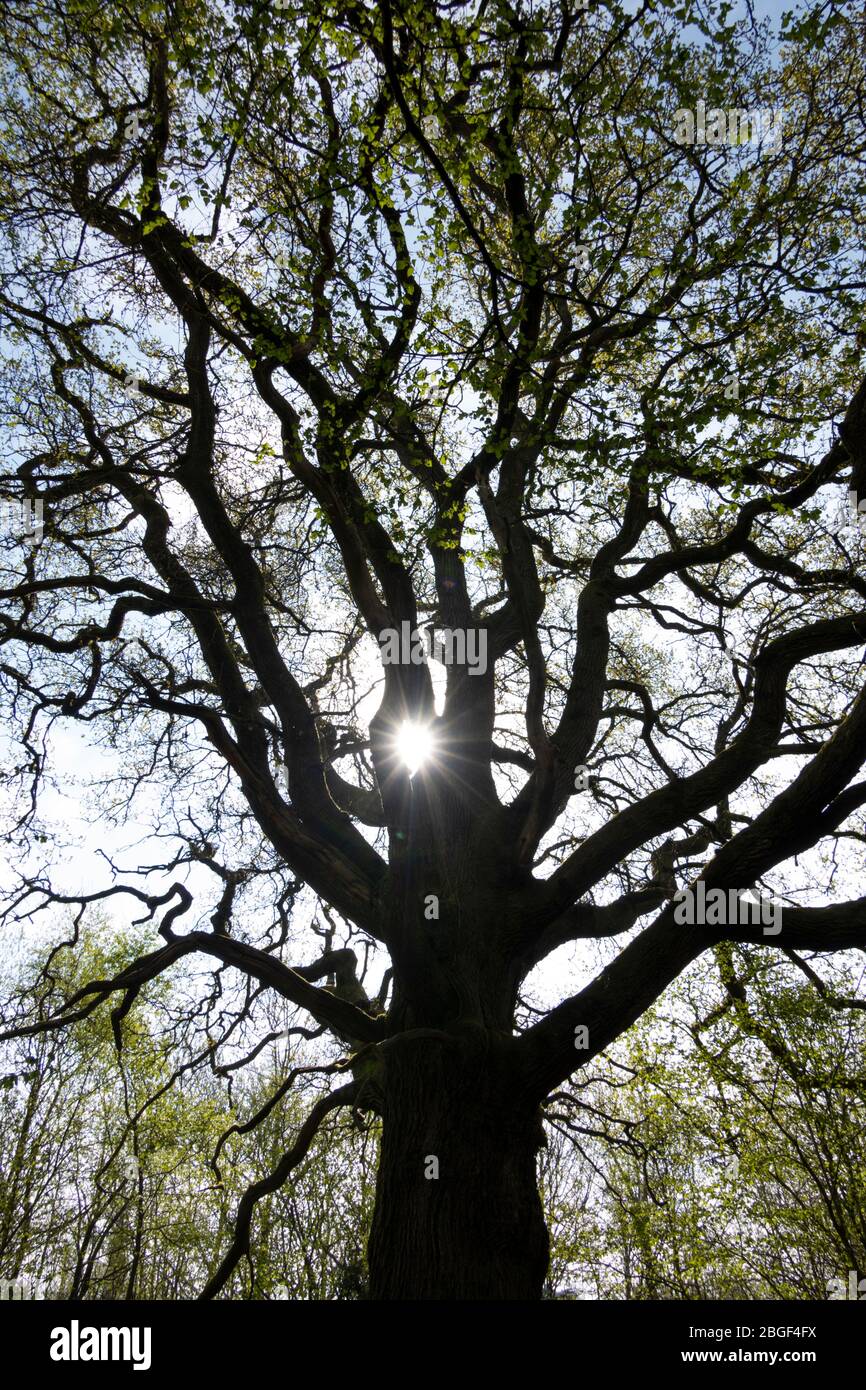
[367,1035,549,1300]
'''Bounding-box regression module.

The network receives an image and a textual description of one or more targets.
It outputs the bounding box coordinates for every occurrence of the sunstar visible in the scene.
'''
[49,1321,152,1372]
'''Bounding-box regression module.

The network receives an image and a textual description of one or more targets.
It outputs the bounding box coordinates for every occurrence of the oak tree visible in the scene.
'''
[0,0,864,1298]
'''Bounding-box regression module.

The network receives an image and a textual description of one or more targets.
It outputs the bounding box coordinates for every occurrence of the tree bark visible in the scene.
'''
[367,1034,549,1300]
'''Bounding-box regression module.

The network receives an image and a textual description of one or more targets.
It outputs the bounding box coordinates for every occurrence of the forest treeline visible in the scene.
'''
[2,918,862,1300]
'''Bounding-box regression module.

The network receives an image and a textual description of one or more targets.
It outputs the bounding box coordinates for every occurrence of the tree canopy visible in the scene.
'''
[0,0,864,1299]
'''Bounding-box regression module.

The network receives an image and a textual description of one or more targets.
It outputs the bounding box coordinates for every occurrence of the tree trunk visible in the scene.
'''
[367,1033,549,1300]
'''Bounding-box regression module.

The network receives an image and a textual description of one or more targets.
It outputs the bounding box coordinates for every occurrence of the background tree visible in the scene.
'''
[0,0,864,1299]
[0,917,379,1300]
[544,948,866,1299]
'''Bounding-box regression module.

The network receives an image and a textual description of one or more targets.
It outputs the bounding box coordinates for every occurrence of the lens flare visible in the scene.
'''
[395,720,435,775]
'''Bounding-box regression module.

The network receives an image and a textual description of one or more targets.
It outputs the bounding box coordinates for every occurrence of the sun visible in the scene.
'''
[395,720,435,775]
